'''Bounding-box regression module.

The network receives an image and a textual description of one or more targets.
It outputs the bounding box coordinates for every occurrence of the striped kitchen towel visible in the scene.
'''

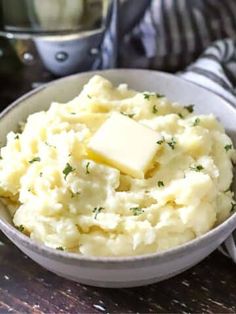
[99,0,236,71]
[179,38,236,108]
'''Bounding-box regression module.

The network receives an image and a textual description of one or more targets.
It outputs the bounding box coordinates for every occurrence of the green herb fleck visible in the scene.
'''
[16,225,24,232]
[39,172,43,177]
[167,137,177,150]
[190,165,204,172]
[15,134,19,140]
[56,246,64,251]
[225,144,233,152]
[231,202,236,212]
[156,93,165,98]
[45,142,56,148]
[70,112,76,115]
[143,92,151,100]
[93,207,105,219]
[120,112,135,118]
[152,105,158,114]
[85,162,90,174]
[184,105,194,113]
[129,207,144,216]
[0,156,2,160]
[144,92,164,100]
[158,181,164,187]
[156,137,165,145]
[193,118,200,126]
[178,113,184,119]
[63,162,75,180]
[87,94,92,99]
[29,157,40,164]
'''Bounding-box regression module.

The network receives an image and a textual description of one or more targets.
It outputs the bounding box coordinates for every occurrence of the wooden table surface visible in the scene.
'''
[0,58,236,314]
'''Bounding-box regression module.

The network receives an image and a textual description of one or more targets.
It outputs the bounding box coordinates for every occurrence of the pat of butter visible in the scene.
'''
[88,113,160,178]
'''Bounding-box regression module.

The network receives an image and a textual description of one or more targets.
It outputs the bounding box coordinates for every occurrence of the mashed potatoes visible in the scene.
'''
[0,75,235,256]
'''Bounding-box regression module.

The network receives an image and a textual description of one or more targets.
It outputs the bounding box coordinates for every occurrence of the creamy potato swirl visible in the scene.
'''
[0,75,235,256]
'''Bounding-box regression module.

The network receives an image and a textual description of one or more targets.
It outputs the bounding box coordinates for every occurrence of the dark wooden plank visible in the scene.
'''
[1,237,236,314]
[0,301,20,314]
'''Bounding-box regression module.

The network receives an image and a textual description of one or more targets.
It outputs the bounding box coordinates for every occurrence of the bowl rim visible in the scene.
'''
[0,68,236,264]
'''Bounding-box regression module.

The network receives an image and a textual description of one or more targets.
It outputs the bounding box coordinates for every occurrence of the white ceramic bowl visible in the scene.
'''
[0,69,236,288]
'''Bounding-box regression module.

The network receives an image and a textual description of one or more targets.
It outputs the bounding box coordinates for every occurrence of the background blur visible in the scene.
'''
[0,0,109,107]
[1,0,236,108]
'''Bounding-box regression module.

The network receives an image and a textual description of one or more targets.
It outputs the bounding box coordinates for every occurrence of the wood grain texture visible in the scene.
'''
[0,61,236,314]
[1,232,236,314]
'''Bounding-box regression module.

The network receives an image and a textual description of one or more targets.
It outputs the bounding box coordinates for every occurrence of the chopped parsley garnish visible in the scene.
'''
[63,162,75,180]
[0,156,2,160]
[156,93,165,98]
[129,207,144,216]
[231,202,236,212]
[193,118,200,126]
[56,247,64,251]
[39,172,43,177]
[120,112,135,118]
[16,225,24,232]
[156,137,165,145]
[152,105,158,114]
[190,165,204,172]
[184,104,194,113]
[87,94,92,99]
[225,144,233,152]
[167,137,177,150]
[85,162,90,174]
[70,112,76,115]
[45,142,56,148]
[15,134,19,140]
[93,207,105,219]
[29,157,41,164]
[144,92,164,100]
[178,113,184,119]
[158,181,164,187]
[143,92,151,100]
